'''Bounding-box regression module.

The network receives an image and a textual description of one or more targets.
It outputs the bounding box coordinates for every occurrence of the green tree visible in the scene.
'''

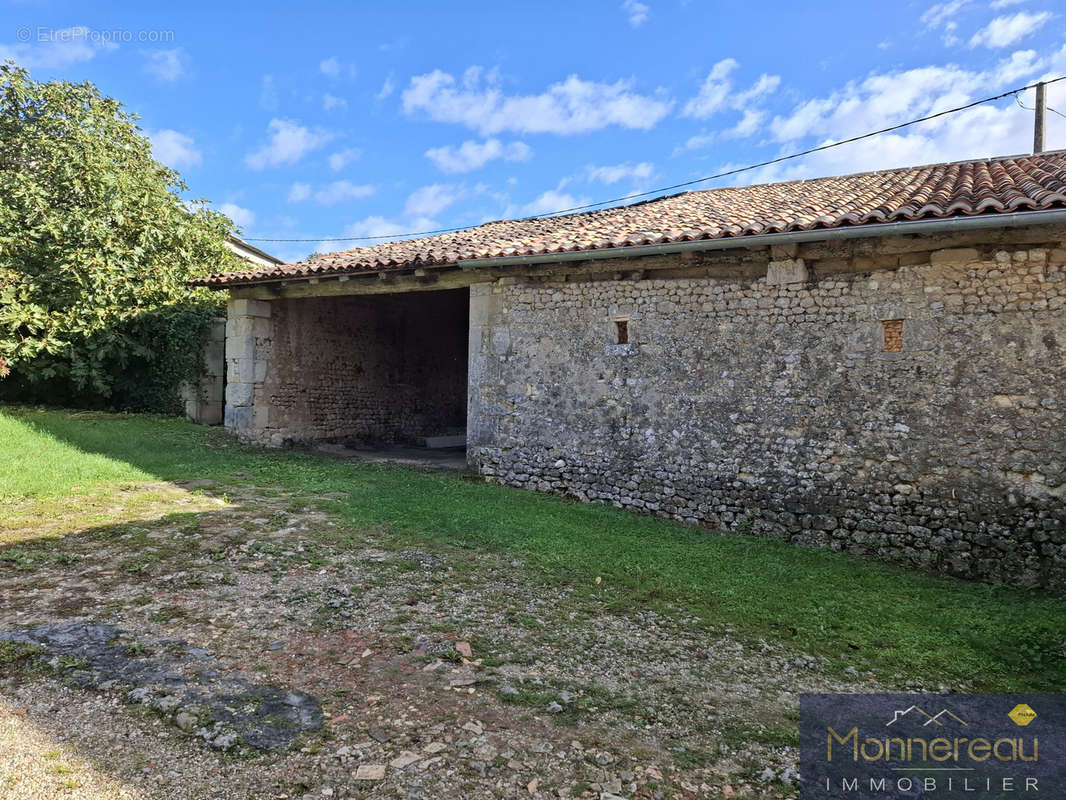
[0,62,243,411]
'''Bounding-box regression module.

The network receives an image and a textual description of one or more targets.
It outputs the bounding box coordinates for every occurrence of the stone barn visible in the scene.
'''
[195,152,1066,588]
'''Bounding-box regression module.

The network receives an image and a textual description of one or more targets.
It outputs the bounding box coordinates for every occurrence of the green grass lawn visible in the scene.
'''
[2,405,1064,692]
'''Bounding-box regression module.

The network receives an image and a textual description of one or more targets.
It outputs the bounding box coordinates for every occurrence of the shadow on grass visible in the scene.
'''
[3,405,1066,692]
[0,506,241,616]
[0,500,333,799]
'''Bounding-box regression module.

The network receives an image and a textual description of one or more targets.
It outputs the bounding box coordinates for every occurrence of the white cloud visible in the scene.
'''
[313,180,375,205]
[425,138,532,173]
[404,184,461,217]
[683,59,780,121]
[990,0,1027,8]
[920,0,971,45]
[328,147,362,171]
[682,58,737,118]
[622,0,650,27]
[585,161,654,184]
[287,180,374,205]
[143,48,185,82]
[677,60,780,148]
[969,11,1050,48]
[518,189,588,217]
[338,217,409,238]
[491,183,589,219]
[920,0,969,28]
[244,119,333,170]
[287,182,311,203]
[737,45,1066,184]
[725,108,767,139]
[402,67,673,135]
[312,183,585,257]
[147,129,202,169]
[767,50,1054,145]
[323,93,347,111]
[993,49,1044,83]
[220,203,255,230]
[0,25,116,69]
[769,65,980,143]
[316,214,440,253]
[733,73,781,106]
[377,74,396,100]
[320,56,355,79]
[673,131,717,155]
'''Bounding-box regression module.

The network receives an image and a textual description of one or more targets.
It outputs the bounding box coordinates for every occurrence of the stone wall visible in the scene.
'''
[181,318,226,425]
[468,226,1066,587]
[226,289,467,446]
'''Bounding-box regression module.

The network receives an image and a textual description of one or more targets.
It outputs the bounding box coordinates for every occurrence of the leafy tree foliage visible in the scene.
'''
[0,63,242,411]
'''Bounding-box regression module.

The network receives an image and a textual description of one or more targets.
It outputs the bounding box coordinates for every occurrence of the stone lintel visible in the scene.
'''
[229,298,272,318]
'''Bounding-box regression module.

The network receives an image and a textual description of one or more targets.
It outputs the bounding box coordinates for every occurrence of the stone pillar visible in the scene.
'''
[181,318,226,424]
[467,283,505,468]
[224,298,272,436]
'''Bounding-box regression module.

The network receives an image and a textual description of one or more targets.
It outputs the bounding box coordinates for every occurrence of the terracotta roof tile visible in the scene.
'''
[196,151,1066,286]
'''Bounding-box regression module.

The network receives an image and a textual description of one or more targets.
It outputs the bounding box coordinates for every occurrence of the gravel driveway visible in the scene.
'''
[0,478,889,799]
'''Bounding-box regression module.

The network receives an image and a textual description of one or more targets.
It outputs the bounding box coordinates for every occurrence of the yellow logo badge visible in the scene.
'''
[1008,704,1037,727]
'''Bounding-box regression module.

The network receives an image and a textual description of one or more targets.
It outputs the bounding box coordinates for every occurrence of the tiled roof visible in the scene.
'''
[196,151,1066,286]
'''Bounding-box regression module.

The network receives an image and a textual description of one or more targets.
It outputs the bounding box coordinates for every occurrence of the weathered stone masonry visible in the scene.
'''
[467,226,1066,587]
[226,290,467,446]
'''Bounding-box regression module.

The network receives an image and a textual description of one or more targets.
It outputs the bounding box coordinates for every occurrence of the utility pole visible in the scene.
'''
[1034,82,1046,154]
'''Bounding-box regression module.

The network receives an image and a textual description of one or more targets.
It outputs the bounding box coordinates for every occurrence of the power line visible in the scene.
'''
[1014,91,1066,120]
[244,75,1066,244]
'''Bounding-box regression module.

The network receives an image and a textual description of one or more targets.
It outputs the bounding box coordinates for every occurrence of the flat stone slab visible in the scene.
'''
[422,434,467,449]
[313,443,468,471]
[0,621,322,751]
[354,764,386,781]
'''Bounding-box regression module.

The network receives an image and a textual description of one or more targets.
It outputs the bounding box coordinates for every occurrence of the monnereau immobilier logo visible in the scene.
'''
[800,694,1065,798]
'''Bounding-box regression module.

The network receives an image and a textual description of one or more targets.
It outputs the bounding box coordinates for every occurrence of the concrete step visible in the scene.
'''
[423,434,467,449]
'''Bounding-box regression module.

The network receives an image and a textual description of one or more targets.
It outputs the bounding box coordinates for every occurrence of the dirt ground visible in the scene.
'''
[0,478,887,800]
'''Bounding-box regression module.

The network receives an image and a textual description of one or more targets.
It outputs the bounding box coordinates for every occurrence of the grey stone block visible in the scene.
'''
[224,405,253,430]
[226,382,255,407]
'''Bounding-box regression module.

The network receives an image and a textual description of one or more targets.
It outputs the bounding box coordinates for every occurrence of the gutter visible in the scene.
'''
[456,209,1066,270]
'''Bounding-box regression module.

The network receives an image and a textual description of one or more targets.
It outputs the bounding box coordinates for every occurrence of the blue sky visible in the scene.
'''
[3,1,1065,263]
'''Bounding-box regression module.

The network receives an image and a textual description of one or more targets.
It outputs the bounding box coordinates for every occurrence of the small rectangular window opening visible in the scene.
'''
[615,319,629,345]
[882,319,903,353]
